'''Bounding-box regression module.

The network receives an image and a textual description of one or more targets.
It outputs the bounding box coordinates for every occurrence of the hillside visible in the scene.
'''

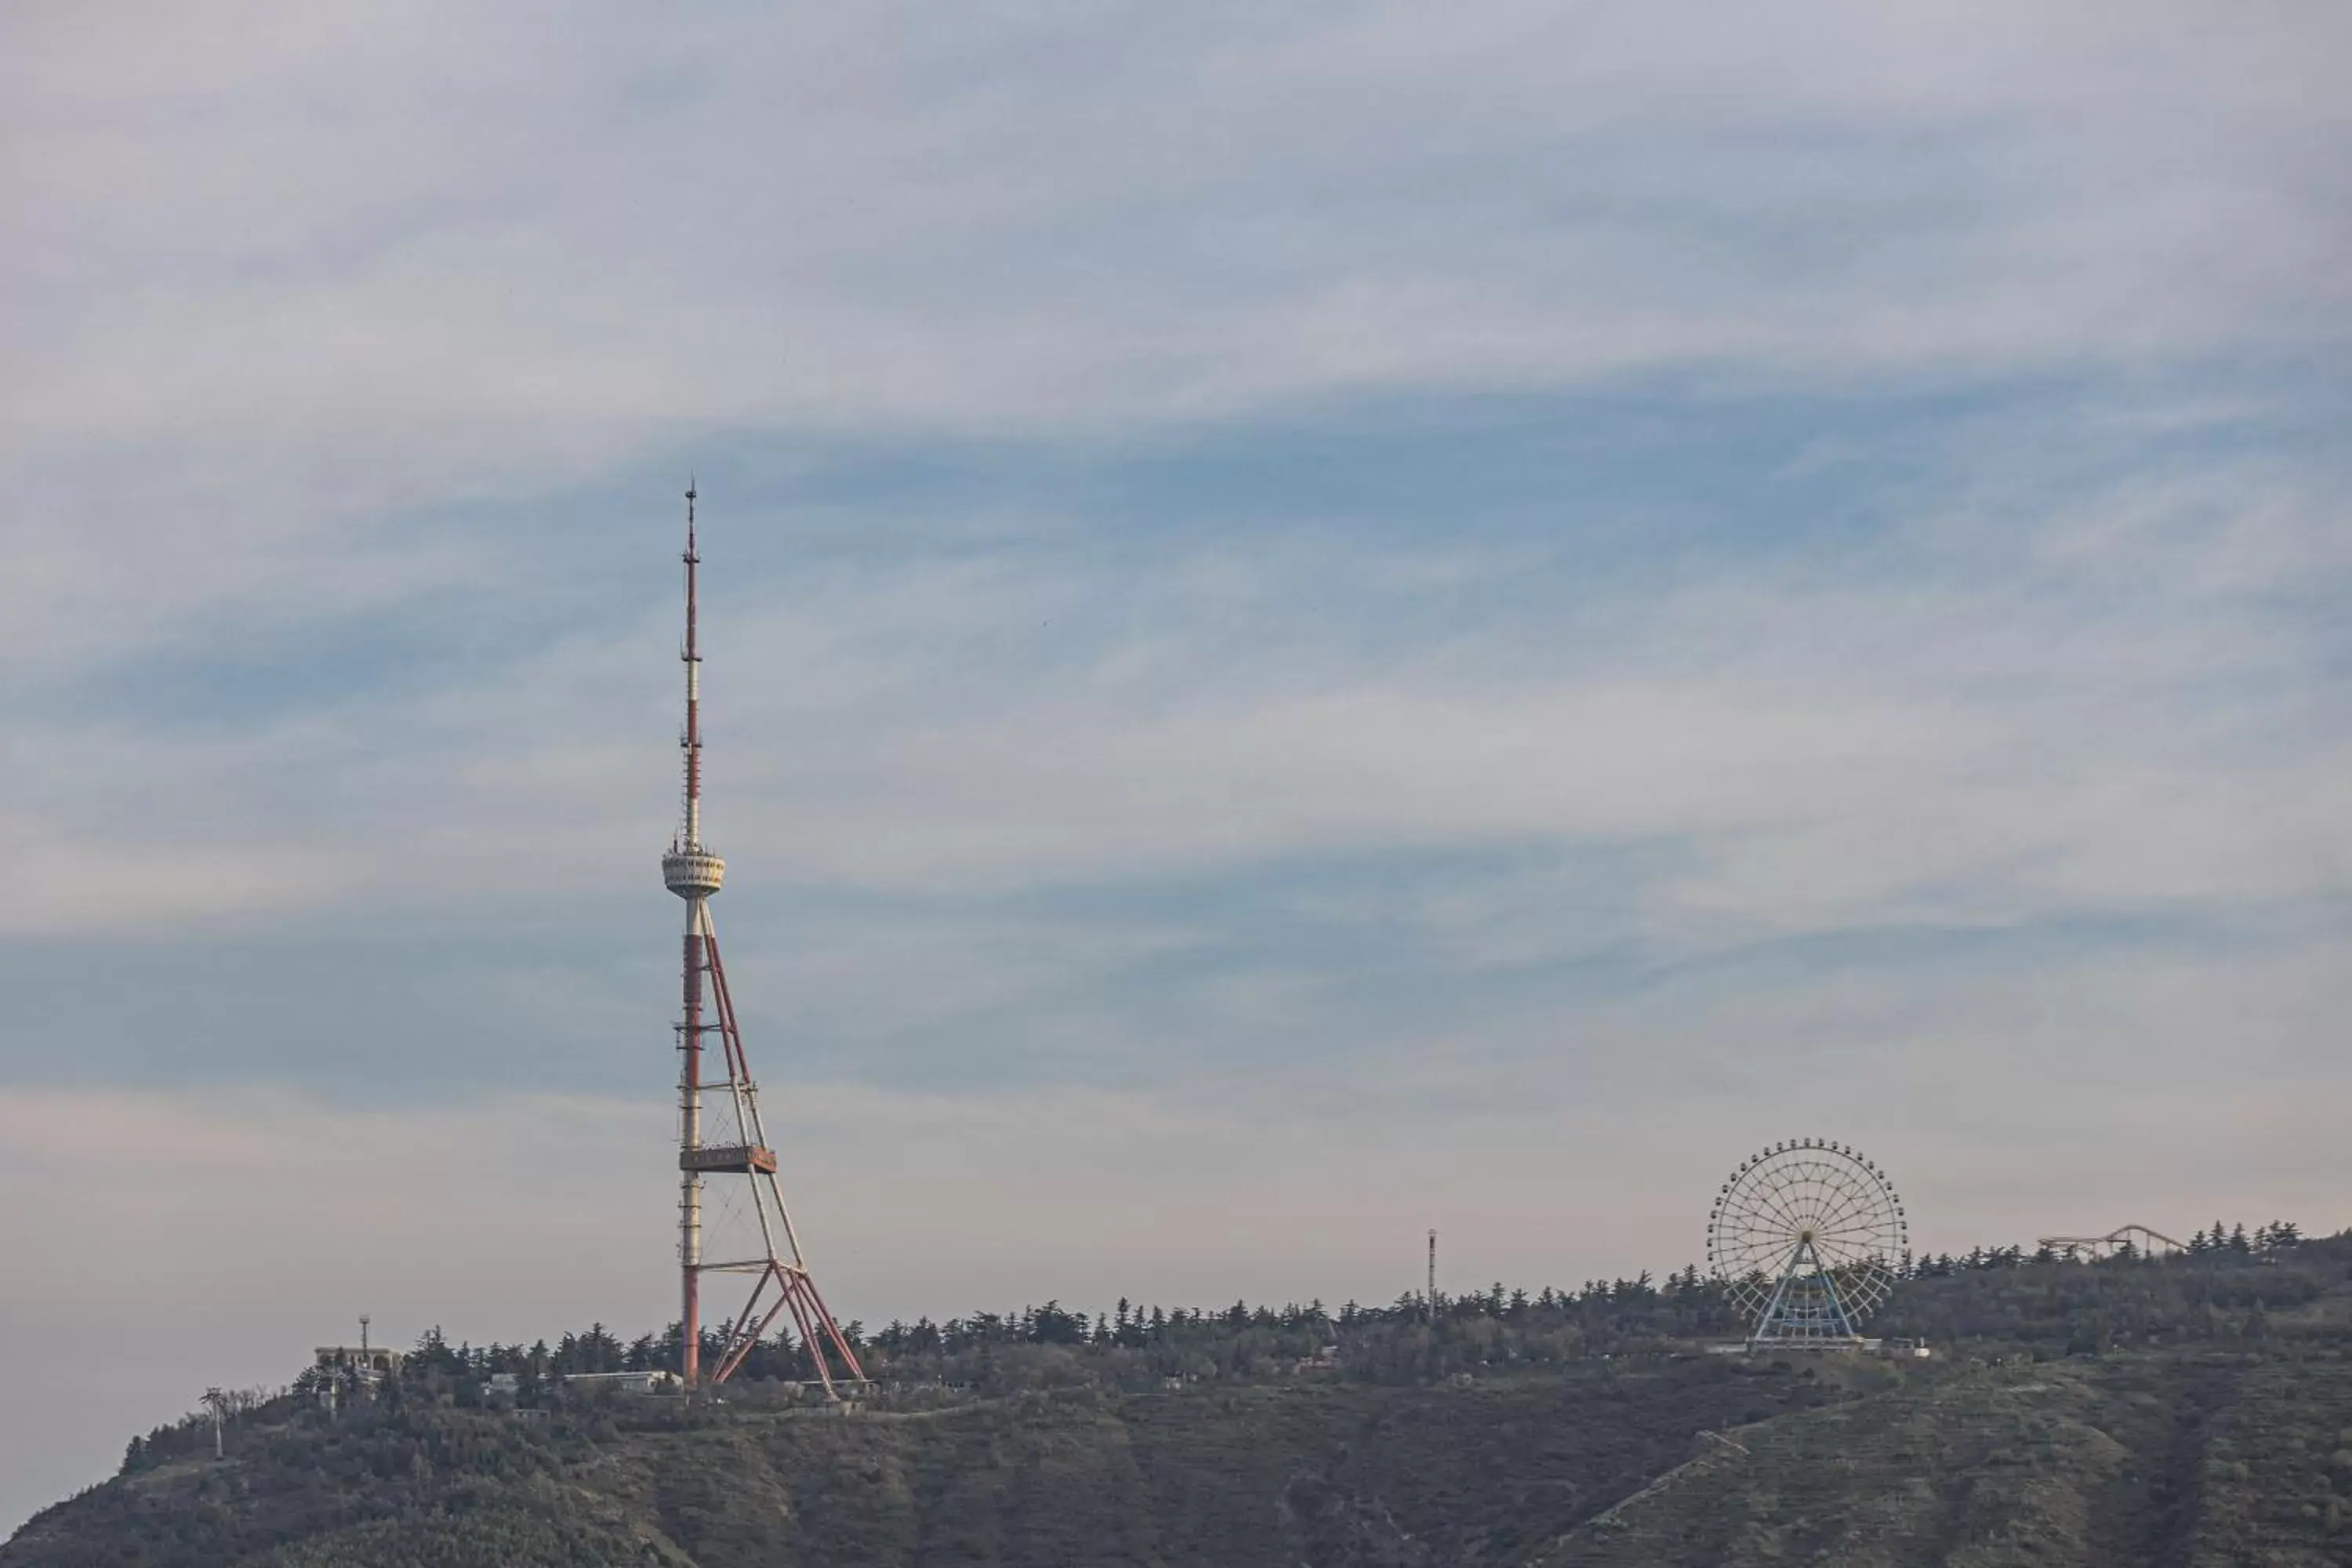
[1536,1354,2352,1567]
[8,1236,2350,1567]
[3,1367,1851,1567]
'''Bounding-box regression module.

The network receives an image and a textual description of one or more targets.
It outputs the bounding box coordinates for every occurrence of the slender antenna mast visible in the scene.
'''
[659,482,865,1399]
[670,478,710,1389]
[1428,1229,1437,1323]
[681,478,702,852]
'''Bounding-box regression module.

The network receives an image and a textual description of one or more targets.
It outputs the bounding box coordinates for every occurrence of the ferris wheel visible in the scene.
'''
[1708,1138,1907,1348]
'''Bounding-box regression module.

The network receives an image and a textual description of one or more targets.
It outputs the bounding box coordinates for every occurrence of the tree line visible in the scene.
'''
[120,1221,2346,1468]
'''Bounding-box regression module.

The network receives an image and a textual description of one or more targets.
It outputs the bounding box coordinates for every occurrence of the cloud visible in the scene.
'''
[5,2,2347,668]
[7,393,2340,949]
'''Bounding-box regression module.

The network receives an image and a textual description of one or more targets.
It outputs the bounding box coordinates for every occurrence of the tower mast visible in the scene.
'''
[675,479,706,1388]
[659,483,865,1398]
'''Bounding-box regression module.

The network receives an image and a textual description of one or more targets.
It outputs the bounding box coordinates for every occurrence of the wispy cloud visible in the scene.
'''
[7,3,2347,648]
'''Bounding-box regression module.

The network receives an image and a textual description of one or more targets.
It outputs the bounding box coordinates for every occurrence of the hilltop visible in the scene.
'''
[6,1231,2350,1567]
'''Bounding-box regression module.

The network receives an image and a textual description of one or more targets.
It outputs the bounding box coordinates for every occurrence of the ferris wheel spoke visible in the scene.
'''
[1819,1181,1865,1221]
[1716,1185,1798,1241]
[1810,1211,1893,1243]
[1762,1189,1827,1247]
[1805,1188,1879,1244]
[1816,1203,1891,1241]
[1809,1177,1882,1236]
[1740,1173,1813,1242]
[1773,1175,1838,1237]
[1810,1238,1889,1272]
[1723,1186,1798,1234]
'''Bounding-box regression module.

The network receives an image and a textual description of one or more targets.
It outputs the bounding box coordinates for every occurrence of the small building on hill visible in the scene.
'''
[566,1370,682,1396]
[485,1369,680,1403]
[314,1345,403,1383]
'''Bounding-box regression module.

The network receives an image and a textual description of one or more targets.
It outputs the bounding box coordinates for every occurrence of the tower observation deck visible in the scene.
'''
[662,847,724,898]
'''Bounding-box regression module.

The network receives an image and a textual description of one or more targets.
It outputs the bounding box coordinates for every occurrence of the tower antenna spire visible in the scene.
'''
[659,483,864,1399]
[680,477,702,853]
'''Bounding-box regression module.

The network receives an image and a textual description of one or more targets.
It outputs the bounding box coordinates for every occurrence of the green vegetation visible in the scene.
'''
[7,1368,1846,1567]
[9,1228,2349,1566]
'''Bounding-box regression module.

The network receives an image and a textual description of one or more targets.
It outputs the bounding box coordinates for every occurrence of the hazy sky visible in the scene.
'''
[4,0,2348,1533]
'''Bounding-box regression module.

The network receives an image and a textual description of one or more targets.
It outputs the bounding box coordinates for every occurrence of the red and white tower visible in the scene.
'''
[661,482,866,1396]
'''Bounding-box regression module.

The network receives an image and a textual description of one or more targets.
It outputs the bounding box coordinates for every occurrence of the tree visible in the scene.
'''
[1028,1301,1087,1345]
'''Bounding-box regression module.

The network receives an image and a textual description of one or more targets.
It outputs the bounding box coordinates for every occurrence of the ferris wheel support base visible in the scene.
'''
[1702,1338,1933,1358]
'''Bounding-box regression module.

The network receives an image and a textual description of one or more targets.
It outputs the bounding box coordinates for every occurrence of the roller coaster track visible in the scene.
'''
[2035,1224,2187,1258]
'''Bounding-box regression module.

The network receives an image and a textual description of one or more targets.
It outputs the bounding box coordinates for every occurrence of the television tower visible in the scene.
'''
[662,481,866,1397]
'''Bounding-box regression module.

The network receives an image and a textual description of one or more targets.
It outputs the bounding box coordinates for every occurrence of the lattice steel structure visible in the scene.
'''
[2036,1225,2186,1260]
[663,483,864,1397]
[1708,1138,1906,1350]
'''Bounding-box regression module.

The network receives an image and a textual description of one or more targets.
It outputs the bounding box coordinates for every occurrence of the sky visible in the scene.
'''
[3,0,2349,1534]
